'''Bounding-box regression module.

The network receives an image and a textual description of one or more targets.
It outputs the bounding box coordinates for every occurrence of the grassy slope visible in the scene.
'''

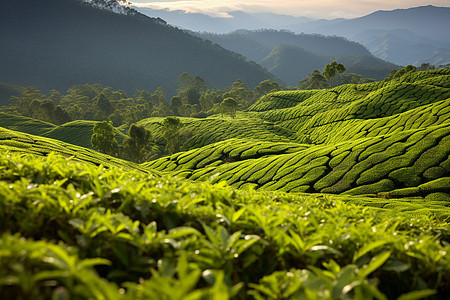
[0,126,148,173]
[0,114,126,149]
[143,70,450,213]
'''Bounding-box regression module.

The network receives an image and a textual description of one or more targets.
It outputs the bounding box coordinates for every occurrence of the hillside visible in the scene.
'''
[296,5,450,42]
[0,113,125,149]
[197,30,397,84]
[1,69,450,298]
[141,69,450,211]
[0,0,276,96]
[137,5,450,67]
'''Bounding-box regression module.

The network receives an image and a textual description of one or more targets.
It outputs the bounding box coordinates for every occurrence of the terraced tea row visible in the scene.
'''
[250,70,450,145]
[144,138,310,173]
[148,124,450,202]
[138,116,298,149]
[295,97,450,144]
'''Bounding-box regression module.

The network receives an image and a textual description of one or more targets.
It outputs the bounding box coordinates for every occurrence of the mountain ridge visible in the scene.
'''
[136,5,450,66]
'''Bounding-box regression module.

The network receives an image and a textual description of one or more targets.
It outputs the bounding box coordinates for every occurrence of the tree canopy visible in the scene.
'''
[122,124,157,163]
[90,121,119,157]
[220,97,239,119]
[323,61,346,87]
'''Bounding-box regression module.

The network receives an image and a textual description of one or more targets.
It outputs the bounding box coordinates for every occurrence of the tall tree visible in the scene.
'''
[220,97,238,119]
[175,73,208,108]
[307,70,329,89]
[254,79,280,101]
[122,124,157,163]
[91,121,119,157]
[323,61,346,87]
[225,79,253,108]
[162,117,183,154]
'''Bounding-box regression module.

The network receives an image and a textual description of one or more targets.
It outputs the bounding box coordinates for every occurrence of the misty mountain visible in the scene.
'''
[196,30,397,85]
[135,7,312,34]
[260,45,328,85]
[0,0,276,97]
[291,5,450,42]
[287,5,450,66]
[138,5,450,67]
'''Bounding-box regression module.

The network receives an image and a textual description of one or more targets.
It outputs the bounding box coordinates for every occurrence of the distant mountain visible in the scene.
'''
[292,5,450,41]
[0,0,276,97]
[196,30,398,85]
[260,45,328,84]
[138,5,450,67]
[135,7,312,34]
[286,6,450,66]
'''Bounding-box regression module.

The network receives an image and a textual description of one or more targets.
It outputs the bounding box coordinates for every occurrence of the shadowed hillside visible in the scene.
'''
[0,0,276,95]
[196,30,398,84]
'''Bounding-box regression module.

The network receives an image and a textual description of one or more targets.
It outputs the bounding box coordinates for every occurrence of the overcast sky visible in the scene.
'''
[128,0,450,18]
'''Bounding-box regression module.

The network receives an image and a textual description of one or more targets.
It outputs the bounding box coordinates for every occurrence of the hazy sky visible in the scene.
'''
[128,0,450,18]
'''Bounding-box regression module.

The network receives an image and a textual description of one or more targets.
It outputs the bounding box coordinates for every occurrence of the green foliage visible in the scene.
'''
[91,121,119,157]
[162,117,184,155]
[220,97,238,119]
[6,87,71,125]
[303,70,329,90]
[0,151,449,298]
[323,60,346,87]
[122,124,158,163]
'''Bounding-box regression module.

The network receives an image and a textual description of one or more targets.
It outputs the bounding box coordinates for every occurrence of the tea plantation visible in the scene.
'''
[145,69,450,215]
[1,69,450,299]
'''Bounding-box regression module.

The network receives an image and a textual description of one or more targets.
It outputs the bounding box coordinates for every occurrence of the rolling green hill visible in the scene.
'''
[0,126,148,173]
[143,69,450,206]
[0,113,126,150]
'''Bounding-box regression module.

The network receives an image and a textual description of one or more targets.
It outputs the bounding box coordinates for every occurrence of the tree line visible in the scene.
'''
[296,62,441,90]
[1,74,283,126]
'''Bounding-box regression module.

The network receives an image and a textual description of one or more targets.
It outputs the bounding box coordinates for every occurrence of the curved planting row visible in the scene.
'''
[0,114,126,149]
[149,124,450,202]
[144,138,309,173]
[250,72,450,146]
[139,116,297,150]
[294,97,450,145]
[248,90,317,112]
[394,68,450,86]
[0,127,149,173]
[0,112,56,136]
